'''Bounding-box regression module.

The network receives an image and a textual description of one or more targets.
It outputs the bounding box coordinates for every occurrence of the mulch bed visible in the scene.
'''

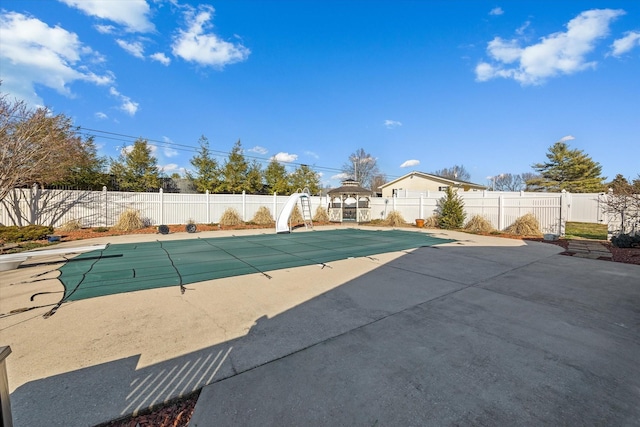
[98,392,199,427]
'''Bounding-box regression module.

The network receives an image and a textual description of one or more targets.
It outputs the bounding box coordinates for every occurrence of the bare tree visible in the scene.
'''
[601,174,640,236]
[342,148,382,190]
[0,92,88,202]
[432,165,471,182]
[491,172,539,191]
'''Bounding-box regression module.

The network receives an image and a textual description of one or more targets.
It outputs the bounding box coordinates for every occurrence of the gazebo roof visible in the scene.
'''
[327,180,374,196]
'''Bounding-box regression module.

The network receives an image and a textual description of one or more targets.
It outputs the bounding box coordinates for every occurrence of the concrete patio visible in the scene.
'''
[1,226,638,426]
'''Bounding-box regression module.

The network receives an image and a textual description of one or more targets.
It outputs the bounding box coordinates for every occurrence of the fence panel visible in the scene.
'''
[0,189,607,234]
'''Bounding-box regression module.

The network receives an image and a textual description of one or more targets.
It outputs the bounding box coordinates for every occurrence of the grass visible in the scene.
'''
[565,221,607,240]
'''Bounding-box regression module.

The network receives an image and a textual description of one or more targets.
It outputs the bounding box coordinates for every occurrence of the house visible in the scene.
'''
[379,171,486,198]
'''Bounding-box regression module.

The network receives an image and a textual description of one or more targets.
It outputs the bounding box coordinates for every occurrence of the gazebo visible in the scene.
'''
[327,180,374,223]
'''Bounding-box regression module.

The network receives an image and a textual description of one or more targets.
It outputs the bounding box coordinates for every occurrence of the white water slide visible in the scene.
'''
[276,192,310,233]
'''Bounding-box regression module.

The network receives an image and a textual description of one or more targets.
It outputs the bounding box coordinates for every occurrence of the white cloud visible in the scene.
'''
[172,5,250,68]
[164,148,179,158]
[489,7,504,16]
[116,39,145,58]
[58,0,154,33]
[159,163,180,173]
[400,159,420,168]
[516,21,531,36]
[94,24,115,34]
[559,135,575,142]
[331,173,350,181]
[384,119,402,129]
[610,31,640,57]
[305,150,319,159]
[150,52,171,65]
[109,87,139,116]
[0,11,113,106]
[476,9,625,85]
[95,111,108,119]
[272,152,298,163]
[249,146,268,155]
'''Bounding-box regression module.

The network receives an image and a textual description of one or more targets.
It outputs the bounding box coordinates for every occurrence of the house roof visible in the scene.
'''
[380,171,486,190]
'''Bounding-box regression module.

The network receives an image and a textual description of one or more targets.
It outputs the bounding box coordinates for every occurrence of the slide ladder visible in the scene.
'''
[300,192,313,230]
[275,189,313,233]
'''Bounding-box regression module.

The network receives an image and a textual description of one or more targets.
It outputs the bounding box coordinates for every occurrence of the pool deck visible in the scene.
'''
[1,226,638,427]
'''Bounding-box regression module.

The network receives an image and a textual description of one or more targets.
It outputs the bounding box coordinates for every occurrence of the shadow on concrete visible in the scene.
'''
[9,241,640,426]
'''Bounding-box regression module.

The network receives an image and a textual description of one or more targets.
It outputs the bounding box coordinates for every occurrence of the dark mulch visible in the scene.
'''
[97,392,199,427]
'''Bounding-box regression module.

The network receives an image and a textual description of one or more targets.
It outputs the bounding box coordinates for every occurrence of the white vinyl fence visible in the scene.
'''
[0,187,613,236]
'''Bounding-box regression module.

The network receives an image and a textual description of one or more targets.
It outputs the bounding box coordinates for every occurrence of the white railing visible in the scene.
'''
[0,187,614,235]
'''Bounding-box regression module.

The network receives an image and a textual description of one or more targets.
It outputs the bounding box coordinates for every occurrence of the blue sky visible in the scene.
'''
[1,1,639,188]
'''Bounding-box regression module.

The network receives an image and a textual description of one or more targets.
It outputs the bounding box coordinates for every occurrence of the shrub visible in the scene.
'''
[113,209,144,231]
[58,219,83,232]
[313,206,330,223]
[611,233,640,248]
[290,205,304,224]
[93,227,110,233]
[464,215,495,233]
[219,208,243,226]
[437,187,466,229]
[252,206,275,225]
[505,213,542,236]
[0,225,54,243]
[384,210,406,227]
[424,215,439,228]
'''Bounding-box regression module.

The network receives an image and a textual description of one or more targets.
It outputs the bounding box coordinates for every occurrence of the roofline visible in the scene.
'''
[379,171,486,189]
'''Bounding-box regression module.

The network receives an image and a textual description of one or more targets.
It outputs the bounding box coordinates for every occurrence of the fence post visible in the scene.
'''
[273,192,277,220]
[392,193,397,211]
[102,186,108,227]
[206,190,210,224]
[498,195,504,230]
[559,190,567,236]
[242,191,246,221]
[159,188,164,225]
[419,194,424,219]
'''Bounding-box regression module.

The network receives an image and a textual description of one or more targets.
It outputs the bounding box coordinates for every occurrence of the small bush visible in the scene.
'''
[0,225,54,243]
[384,210,406,227]
[59,219,83,232]
[93,227,110,233]
[611,233,640,248]
[505,213,542,236]
[437,187,466,229]
[113,209,144,231]
[313,206,330,223]
[464,215,495,233]
[290,205,304,224]
[424,215,439,228]
[219,208,243,226]
[252,206,275,225]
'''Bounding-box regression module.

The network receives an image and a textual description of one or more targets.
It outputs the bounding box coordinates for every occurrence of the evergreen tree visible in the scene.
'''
[188,135,221,193]
[289,164,321,194]
[437,187,466,229]
[52,137,110,189]
[527,141,605,192]
[110,138,161,192]
[220,140,249,193]
[264,159,291,194]
[245,160,264,194]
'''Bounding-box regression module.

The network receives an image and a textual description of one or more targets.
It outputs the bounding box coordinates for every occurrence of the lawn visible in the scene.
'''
[565,221,608,240]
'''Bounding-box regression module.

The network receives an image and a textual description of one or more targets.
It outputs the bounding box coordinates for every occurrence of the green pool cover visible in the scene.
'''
[56,229,455,303]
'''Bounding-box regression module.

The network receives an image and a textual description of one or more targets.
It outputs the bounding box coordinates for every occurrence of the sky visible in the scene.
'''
[1,0,639,189]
